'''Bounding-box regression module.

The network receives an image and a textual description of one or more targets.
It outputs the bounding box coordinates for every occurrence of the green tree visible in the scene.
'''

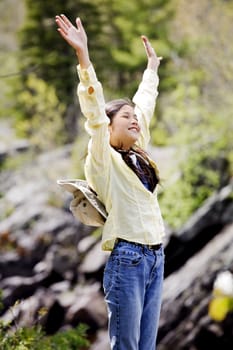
[18,0,107,104]
[13,0,105,143]
[0,0,24,119]
[15,73,66,150]
[12,0,174,145]
[157,0,233,228]
[92,0,174,98]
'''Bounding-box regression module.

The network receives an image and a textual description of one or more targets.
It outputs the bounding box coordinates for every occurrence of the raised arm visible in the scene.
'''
[141,35,162,71]
[55,14,111,175]
[133,36,162,149]
[55,14,91,69]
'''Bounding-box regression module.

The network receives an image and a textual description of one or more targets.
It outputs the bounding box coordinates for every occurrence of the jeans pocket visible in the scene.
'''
[118,249,143,267]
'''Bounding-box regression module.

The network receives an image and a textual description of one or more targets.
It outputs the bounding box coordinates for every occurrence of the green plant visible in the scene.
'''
[159,148,231,229]
[0,296,90,350]
[0,322,89,350]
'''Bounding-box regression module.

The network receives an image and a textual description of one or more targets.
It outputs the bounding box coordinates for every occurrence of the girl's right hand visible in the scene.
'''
[55,14,91,68]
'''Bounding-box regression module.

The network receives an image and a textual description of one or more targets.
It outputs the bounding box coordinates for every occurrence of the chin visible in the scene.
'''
[132,134,140,142]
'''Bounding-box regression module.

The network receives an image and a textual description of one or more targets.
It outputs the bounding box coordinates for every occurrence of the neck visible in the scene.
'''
[110,141,135,151]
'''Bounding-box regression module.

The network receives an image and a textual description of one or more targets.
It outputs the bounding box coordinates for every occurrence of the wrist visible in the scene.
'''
[147,58,161,71]
[76,50,91,69]
[147,62,159,71]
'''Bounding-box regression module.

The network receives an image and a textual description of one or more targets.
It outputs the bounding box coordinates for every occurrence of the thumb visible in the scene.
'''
[76,17,83,31]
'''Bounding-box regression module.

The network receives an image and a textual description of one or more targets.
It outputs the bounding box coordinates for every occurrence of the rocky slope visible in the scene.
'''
[0,136,232,349]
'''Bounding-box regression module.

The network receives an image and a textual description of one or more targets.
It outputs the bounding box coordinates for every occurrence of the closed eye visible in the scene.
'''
[121,113,138,122]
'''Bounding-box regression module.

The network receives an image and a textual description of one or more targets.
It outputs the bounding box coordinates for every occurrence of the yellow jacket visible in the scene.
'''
[77,64,165,251]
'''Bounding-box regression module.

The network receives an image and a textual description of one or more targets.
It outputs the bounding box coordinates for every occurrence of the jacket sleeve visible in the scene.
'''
[77,64,111,170]
[132,68,159,150]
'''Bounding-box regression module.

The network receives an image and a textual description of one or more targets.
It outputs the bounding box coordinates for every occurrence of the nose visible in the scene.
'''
[129,117,140,131]
[131,116,138,125]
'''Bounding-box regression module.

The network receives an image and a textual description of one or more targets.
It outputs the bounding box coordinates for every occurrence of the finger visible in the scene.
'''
[57,27,69,41]
[55,15,69,33]
[60,14,73,29]
[141,35,152,53]
[76,17,86,35]
[141,35,148,48]
[75,17,82,30]
[141,35,151,46]
[141,35,148,42]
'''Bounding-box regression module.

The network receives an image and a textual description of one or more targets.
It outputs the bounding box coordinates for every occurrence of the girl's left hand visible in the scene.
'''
[141,35,162,70]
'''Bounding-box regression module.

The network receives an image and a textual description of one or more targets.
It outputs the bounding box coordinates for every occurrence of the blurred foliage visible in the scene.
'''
[157,76,232,227]
[92,0,174,97]
[14,73,66,150]
[156,0,233,227]
[0,150,35,172]
[0,0,24,118]
[8,0,80,143]
[6,0,173,145]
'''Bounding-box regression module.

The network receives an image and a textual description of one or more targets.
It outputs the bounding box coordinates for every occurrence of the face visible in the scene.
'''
[108,104,141,150]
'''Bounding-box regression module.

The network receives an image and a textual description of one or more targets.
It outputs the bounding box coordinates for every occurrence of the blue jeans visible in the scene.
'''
[103,240,164,350]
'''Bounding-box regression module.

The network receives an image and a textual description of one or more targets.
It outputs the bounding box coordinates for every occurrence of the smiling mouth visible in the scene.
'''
[128,127,140,132]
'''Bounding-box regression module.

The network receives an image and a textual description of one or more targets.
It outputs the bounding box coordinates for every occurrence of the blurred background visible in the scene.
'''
[0,0,232,349]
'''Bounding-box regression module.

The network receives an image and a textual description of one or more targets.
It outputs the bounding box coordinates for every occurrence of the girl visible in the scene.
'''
[55,14,165,350]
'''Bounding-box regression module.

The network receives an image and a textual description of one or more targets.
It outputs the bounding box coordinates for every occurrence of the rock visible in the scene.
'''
[0,142,232,349]
[90,330,110,350]
[1,288,65,334]
[158,223,233,349]
[0,144,7,163]
[42,244,79,280]
[50,280,71,294]
[0,271,50,313]
[79,241,110,275]
[0,250,34,279]
[164,181,233,276]
[11,139,31,153]
[65,283,107,331]
[0,139,30,164]
[77,235,99,254]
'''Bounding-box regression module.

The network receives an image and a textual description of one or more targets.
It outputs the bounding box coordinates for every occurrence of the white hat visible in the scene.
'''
[57,179,107,227]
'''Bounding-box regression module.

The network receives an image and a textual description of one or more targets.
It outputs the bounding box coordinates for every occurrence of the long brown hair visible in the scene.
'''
[105,99,159,189]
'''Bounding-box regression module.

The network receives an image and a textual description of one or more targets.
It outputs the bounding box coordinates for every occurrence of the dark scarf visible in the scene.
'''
[115,148,159,192]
